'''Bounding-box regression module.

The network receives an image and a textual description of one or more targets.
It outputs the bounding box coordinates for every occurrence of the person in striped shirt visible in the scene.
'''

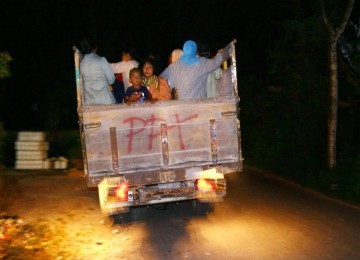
[160,40,232,100]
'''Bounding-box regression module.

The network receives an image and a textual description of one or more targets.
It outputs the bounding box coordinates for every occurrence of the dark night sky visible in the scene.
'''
[1,0,271,66]
[1,0,258,63]
[0,0,271,129]
[0,0,358,130]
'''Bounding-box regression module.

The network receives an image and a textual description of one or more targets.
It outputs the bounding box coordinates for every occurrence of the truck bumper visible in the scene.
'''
[98,177,226,215]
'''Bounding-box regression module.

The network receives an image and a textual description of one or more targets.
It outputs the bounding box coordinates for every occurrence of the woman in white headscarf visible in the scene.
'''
[160,40,232,100]
[168,49,183,64]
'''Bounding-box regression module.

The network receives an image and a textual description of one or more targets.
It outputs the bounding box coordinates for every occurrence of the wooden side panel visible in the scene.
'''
[81,98,240,176]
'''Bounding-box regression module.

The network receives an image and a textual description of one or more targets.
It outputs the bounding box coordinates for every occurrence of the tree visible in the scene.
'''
[0,52,12,78]
[0,51,12,121]
[338,20,360,84]
[321,0,355,171]
[0,52,11,165]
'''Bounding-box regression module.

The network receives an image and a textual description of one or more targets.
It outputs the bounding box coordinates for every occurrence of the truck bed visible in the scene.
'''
[79,96,242,187]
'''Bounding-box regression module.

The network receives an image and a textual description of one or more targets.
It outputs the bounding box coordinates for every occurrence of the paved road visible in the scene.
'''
[2,167,360,259]
[140,167,360,259]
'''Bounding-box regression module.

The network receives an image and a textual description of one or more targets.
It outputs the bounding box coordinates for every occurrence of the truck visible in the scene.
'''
[73,40,243,222]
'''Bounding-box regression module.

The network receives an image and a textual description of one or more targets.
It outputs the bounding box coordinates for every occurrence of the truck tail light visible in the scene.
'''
[114,182,129,201]
[195,179,216,192]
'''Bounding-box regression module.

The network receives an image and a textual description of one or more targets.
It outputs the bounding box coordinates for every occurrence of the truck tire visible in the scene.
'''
[192,200,214,216]
[131,206,148,222]
[112,207,148,224]
[112,212,131,225]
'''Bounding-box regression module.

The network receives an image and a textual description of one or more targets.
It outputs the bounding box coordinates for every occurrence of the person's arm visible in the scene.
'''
[144,87,152,102]
[202,43,234,74]
[159,65,175,90]
[125,88,140,102]
[160,66,170,81]
[200,54,223,75]
[110,61,128,74]
[125,94,141,102]
[102,58,115,85]
[220,42,233,61]
[149,76,172,100]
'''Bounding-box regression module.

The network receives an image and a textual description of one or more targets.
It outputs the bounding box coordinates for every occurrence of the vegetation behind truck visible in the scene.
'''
[73,40,243,219]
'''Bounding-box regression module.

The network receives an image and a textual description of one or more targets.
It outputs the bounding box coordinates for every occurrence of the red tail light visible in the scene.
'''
[195,179,216,192]
[114,182,129,201]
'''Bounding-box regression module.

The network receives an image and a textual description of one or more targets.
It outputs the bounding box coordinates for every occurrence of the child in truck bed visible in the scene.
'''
[125,68,152,103]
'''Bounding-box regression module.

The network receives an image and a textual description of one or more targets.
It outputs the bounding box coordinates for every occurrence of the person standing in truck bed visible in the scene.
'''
[80,38,116,105]
[110,47,139,103]
[197,42,223,98]
[168,48,183,65]
[160,40,232,100]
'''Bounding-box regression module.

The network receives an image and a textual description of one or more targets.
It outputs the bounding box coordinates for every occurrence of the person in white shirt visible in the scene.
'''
[110,47,139,94]
[80,38,115,105]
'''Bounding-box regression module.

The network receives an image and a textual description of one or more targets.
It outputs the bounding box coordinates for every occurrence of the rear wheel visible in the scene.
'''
[131,206,148,222]
[112,212,131,225]
[192,200,214,216]
[112,206,148,224]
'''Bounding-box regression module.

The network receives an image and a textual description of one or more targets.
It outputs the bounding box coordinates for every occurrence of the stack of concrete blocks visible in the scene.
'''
[15,131,51,170]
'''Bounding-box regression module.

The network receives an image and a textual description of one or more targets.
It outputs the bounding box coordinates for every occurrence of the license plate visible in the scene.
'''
[159,170,175,182]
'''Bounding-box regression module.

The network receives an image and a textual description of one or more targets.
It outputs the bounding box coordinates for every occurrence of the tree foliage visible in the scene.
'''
[243,4,329,177]
[0,52,12,79]
[339,20,360,83]
[242,0,359,187]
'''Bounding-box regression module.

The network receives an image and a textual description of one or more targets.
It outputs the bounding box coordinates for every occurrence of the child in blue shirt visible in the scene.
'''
[125,68,152,103]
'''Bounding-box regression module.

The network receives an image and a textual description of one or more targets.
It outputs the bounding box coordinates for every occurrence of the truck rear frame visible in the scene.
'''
[73,40,243,216]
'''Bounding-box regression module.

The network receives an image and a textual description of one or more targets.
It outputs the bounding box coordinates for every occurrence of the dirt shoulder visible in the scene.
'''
[0,168,144,259]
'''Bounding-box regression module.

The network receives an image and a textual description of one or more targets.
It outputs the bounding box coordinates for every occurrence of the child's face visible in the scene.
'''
[129,71,142,88]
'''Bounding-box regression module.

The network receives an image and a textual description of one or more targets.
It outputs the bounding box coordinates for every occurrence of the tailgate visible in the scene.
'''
[79,97,242,186]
